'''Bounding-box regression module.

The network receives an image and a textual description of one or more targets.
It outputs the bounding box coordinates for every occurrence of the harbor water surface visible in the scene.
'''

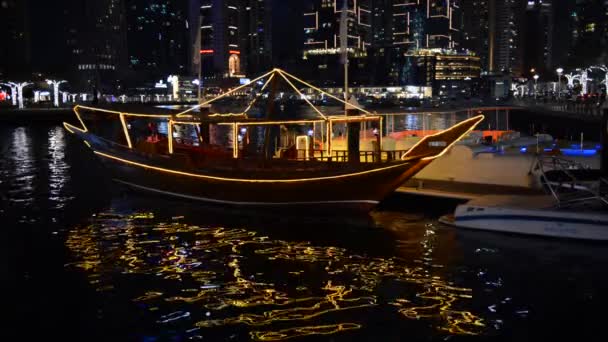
[4,123,608,341]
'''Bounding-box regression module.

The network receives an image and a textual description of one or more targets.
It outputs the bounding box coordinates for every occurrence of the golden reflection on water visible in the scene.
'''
[65,211,485,340]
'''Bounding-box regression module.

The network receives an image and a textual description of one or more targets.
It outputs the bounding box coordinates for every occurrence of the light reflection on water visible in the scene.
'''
[8,127,36,207]
[5,123,608,340]
[48,127,72,211]
[65,210,485,341]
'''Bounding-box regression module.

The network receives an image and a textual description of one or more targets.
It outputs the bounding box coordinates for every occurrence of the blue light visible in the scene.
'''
[520,147,527,153]
[560,149,598,156]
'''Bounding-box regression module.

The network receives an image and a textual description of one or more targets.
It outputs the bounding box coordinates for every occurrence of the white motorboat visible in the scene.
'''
[440,195,608,241]
[440,140,608,240]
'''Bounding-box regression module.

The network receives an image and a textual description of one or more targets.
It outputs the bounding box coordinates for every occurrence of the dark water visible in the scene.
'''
[3,124,608,341]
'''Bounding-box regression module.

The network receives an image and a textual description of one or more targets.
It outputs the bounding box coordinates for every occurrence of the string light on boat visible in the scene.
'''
[91,150,414,183]
[402,115,485,161]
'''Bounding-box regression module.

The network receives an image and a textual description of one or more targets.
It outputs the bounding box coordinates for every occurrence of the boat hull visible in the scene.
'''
[442,205,608,241]
[85,139,430,213]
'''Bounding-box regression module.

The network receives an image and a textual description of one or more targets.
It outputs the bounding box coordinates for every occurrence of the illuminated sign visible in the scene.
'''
[200,49,214,54]
[239,78,251,85]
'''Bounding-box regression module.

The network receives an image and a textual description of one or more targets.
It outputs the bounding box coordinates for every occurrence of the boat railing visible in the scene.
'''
[534,154,608,207]
[285,149,410,163]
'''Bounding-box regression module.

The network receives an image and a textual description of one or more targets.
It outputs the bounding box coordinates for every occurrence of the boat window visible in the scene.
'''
[173,124,200,147]
[467,207,475,212]
[124,118,168,147]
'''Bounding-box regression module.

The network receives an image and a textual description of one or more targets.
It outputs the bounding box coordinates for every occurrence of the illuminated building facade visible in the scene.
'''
[390,0,463,50]
[369,0,463,85]
[302,0,372,84]
[124,0,195,79]
[0,0,31,76]
[200,0,246,80]
[405,48,480,98]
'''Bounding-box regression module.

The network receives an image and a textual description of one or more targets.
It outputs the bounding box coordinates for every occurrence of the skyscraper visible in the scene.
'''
[200,0,245,80]
[370,0,396,84]
[523,0,560,74]
[0,0,31,76]
[302,0,372,84]
[494,0,525,76]
[462,0,525,76]
[462,0,490,72]
[390,0,462,50]
[65,0,128,92]
[124,0,195,80]
[242,0,273,76]
[569,0,608,66]
[368,0,463,85]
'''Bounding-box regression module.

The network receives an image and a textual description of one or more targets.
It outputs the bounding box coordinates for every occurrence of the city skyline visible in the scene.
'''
[2,0,608,91]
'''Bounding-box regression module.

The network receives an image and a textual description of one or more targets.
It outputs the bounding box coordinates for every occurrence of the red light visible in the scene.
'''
[0,92,6,101]
[229,50,240,55]
[200,49,214,54]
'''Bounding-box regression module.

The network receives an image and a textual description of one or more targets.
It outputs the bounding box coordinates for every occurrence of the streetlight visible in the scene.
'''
[533,74,540,99]
[556,68,564,99]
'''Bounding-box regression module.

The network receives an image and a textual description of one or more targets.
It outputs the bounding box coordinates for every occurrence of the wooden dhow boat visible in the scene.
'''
[64,69,483,213]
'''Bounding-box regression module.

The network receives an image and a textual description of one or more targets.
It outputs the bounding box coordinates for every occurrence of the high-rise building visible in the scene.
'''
[199,0,245,80]
[462,1,490,73]
[196,0,274,82]
[302,0,372,85]
[242,0,273,76]
[370,0,396,84]
[520,0,576,76]
[492,0,525,76]
[569,0,608,66]
[368,0,463,85]
[124,0,196,80]
[390,0,463,50]
[0,0,31,76]
[64,0,128,91]
[523,0,553,75]
[271,0,305,72]
[462,0,525,76]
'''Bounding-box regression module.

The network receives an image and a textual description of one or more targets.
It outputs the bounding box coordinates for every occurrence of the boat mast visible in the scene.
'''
[263,72,281,159]
[197,14,203,104]
[340,0,349,112]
